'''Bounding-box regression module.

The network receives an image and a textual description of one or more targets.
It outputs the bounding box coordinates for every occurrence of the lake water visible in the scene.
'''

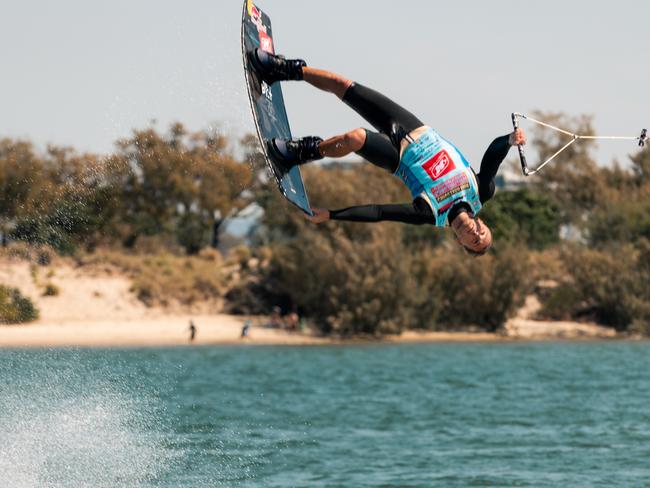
[1,343,650,487]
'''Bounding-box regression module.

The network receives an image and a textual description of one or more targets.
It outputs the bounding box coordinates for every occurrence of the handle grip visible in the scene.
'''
[511,113,530,176]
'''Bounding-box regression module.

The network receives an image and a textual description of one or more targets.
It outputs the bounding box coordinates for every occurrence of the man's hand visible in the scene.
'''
[305,207,330,224]
[509,128,527,146]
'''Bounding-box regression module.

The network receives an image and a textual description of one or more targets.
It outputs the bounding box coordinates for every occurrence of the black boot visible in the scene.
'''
[248,48,306,85]
[267,137,323,173]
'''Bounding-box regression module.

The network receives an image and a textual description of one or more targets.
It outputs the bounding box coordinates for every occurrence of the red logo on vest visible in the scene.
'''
[423,150,455,180]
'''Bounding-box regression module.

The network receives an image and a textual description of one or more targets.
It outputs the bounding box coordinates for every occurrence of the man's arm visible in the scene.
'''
[307,201,435,225]
[476,129,526,203]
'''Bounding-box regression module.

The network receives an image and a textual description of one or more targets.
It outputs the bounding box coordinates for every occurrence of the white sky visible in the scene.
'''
[2,0,649,170]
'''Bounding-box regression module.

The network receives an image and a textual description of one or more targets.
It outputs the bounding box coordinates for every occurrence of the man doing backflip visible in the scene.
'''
[249,48,527,255]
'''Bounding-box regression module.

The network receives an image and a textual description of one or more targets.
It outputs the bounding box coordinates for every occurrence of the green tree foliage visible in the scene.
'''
[270,224,416,335]
[111,123,252,252]
[588,190,650,245]
[541,242,650,331]
[412,246,531,332]
[3,143,120,253]
[532,134,650,330]
[630,140,650,185]
[0,139,44,245]
[527,111,606,224]
[588,146,650,246]
[1,124,253,254]
[480,189,562,249]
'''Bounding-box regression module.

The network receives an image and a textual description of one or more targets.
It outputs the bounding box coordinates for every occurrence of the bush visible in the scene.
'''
[537,283,584,321]
[0,285,39,324]
[43,283,60,297]
[10,216,76,255]
[263,227,532,335]
[538,242,650,331]
[269,224,417,336]
[480,189,562,250]
[176,213,210,255]
[83,249,225,308]
[410,245,532,332]
[588,193,650,246]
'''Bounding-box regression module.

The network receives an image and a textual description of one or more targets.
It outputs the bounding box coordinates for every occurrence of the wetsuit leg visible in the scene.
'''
[342,83,424,149]
[357,130,400,173]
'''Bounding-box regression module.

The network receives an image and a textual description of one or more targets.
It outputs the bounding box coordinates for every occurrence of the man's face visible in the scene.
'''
[454,217,492,254]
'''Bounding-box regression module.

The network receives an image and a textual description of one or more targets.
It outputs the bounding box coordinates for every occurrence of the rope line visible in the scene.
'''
[511,112,647,176]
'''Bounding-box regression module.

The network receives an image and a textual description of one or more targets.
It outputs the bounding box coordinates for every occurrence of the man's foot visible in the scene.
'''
[267,137,323,173]
[248,48,306,84]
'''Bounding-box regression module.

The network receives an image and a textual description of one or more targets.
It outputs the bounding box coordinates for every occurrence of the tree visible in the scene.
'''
[480,189,562,250]
[0,139,43,246]
[527,111,607,225]
[111,123,253,253]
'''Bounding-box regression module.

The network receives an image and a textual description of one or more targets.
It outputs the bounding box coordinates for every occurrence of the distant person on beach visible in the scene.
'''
[285,306,299,331]
[189,320,197,342]
[241,320,252,338]
[268,306,283,328]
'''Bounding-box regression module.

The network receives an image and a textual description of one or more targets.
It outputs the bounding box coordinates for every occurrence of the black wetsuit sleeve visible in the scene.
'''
[330,201,435,225]
[476,135,511,203]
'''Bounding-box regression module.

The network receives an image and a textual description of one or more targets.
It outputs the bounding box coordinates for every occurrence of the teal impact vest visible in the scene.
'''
[395,128,482,227]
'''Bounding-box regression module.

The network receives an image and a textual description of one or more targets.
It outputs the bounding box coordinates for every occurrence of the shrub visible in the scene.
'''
[10,216,76,255]
[588,193,650,246]
[410,245,533,332]
[84,249,225,308]
[538,242,650,331]
[0,285,39,324]
[269,225,416,336]
[43,283,60,297]
[480,189,562,250]
[537,283,584,321]
[263,229,532,335]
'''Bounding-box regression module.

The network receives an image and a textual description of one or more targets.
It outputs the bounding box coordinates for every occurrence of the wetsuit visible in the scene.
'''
[329,83,512,225]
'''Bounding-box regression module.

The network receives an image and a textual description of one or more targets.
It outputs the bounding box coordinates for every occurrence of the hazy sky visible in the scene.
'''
[2,0,649,170]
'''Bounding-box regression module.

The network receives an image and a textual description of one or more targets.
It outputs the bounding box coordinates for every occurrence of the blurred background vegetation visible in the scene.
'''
[1,114,648,334]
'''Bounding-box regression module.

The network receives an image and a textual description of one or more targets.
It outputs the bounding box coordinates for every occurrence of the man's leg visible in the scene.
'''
[318,128,365,157]
[251,50,422,143]
[255,55,402,170]
[289,127,399,173]
[302,67,354,100]
[302,68,423,145]
[321,129,399,173]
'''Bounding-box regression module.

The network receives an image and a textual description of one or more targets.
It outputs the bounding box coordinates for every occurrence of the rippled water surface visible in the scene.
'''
[2,343,650,487]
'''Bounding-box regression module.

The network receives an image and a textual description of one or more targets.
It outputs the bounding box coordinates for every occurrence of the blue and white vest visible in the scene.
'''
[395,128,482,227]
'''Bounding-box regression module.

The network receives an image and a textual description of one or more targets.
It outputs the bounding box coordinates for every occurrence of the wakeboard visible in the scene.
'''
[241,0,313,216]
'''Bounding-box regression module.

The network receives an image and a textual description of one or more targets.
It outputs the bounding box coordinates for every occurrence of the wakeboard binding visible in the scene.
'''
[267,137,324,173]
[248,48,306,85]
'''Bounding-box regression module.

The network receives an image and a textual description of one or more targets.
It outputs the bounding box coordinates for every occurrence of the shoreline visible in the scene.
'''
[0,315,629,349]
[0,254,628,349]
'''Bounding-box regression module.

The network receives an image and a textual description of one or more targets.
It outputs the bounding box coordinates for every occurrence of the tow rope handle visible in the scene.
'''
[511,113,530,176]
[510,113,647,176]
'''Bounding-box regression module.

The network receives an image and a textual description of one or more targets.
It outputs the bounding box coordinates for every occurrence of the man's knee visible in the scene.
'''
[344,128,366,151]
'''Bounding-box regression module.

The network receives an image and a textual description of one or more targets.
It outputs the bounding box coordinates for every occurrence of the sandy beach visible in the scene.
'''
[0,258,619,348]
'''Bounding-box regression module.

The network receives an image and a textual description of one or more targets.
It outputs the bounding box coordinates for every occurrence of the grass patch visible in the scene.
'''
[81,249,227,307]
